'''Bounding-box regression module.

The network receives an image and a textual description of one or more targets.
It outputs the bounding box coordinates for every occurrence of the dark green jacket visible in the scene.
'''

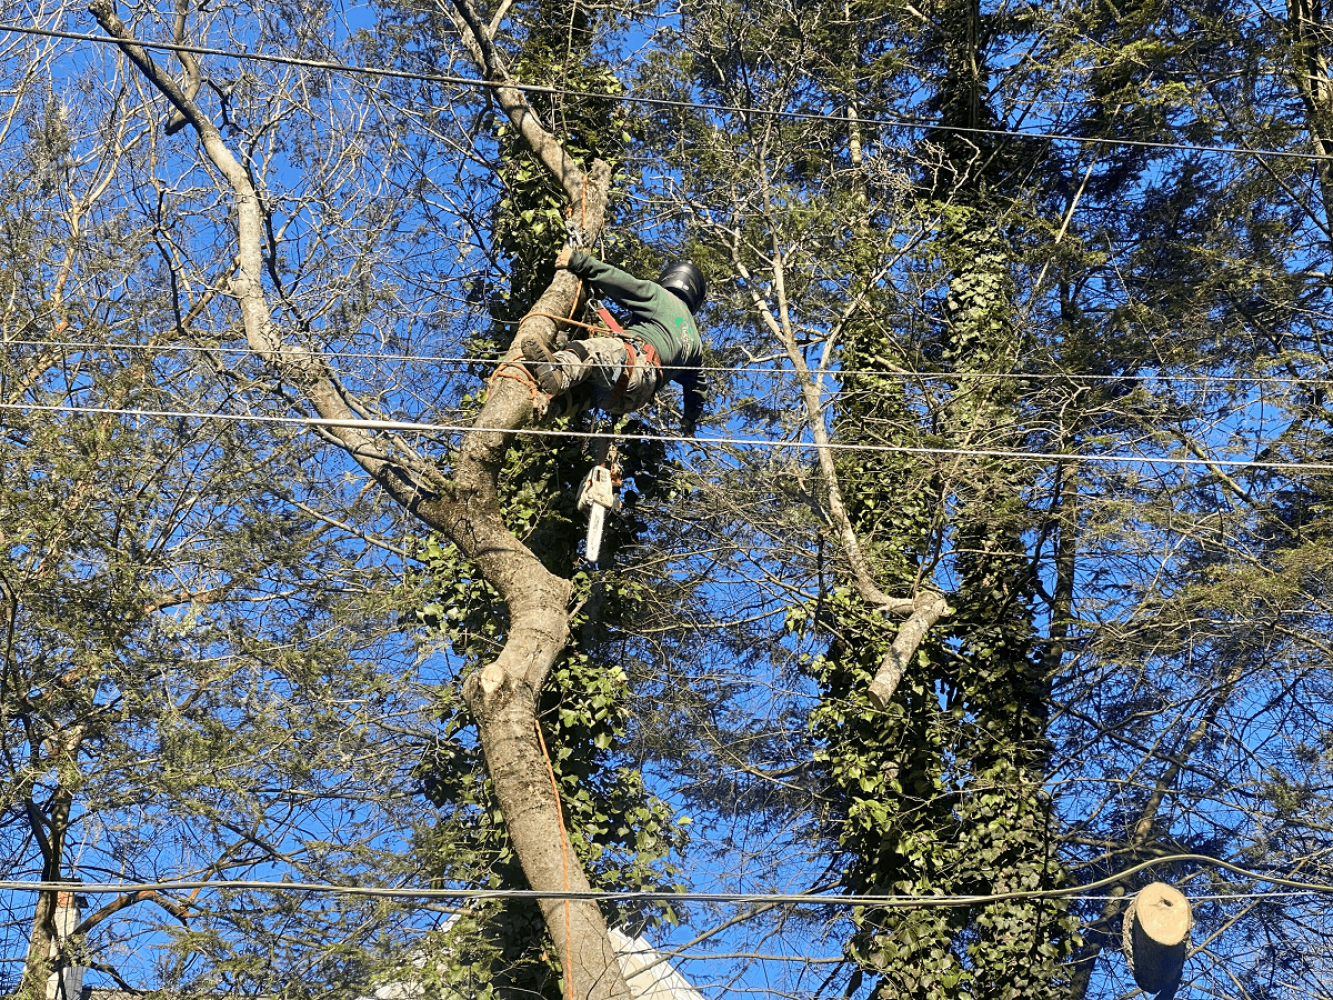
[568,251,705,422]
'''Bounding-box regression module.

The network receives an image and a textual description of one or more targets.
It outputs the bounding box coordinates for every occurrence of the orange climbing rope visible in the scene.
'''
[487,358,545,413]
[489,179,608,412]
[535,718,575,1000]
[525,312,616,336]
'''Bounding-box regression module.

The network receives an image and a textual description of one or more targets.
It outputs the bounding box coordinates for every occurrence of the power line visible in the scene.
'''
[3,399,1330,473]
[8,338,1332,387]
[4,854,1333,906]
[1,22,1328,165]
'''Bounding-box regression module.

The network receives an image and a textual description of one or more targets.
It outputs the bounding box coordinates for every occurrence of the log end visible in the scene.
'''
[1123,882,1192,995]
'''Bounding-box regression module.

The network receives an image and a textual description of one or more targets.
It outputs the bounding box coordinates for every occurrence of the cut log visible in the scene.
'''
[1122,882,1192,995]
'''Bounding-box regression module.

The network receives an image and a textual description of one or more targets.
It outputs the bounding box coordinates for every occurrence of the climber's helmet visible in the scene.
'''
[658,262,707,314]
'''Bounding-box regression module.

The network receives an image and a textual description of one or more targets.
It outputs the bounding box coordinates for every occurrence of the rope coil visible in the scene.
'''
[487,359,547,419]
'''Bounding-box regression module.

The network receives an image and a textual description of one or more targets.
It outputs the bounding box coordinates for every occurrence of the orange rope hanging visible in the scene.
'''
[535,718,575,1000]
[526,311,616,336]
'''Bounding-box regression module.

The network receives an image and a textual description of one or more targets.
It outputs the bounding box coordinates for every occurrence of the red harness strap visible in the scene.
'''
[597,306,625,335]
[594,305,662,405]
[610,338,661,405]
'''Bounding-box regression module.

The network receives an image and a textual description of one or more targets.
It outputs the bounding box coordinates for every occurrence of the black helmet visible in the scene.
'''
[658,261,707,313]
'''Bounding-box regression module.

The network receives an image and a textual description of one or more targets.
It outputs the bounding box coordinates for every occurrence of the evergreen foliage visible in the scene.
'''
[11,0,1333,996]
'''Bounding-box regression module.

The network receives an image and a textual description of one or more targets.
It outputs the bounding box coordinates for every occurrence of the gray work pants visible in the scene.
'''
[550,337,662,414]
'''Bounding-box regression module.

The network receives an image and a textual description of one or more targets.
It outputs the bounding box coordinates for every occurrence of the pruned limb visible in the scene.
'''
[1122,882,1191,997]
[867,593,950,709]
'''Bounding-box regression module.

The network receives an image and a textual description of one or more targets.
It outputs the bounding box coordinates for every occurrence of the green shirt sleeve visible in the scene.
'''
[567,252,674,317]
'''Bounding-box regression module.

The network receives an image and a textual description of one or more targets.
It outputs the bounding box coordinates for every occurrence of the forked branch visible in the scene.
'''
[727,231,948,710]
[86,4,632,1000]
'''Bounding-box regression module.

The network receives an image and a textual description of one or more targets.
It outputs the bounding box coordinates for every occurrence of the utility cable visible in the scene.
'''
[1,400,1330,474]
[0,22,1329,165]
[5,854,1333,906]
[7,338,1332,386]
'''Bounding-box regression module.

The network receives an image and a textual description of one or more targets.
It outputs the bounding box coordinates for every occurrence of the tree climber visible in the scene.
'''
[522,248,707,436]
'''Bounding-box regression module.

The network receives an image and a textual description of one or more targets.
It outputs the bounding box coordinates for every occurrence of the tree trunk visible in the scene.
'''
[466,667,628,1000]
[84,5,631,998]
[19,783,73,1000]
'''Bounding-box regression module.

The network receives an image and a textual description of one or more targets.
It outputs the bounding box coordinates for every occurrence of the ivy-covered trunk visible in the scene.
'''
[810,0,1077,994]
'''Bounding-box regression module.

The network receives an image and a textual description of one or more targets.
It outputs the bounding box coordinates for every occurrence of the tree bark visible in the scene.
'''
[85,4,629,998]
[1287,0,1333,249]
[18,754,75,1000]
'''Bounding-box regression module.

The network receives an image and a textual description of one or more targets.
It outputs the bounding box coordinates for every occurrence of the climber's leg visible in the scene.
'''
[523,336,628,397]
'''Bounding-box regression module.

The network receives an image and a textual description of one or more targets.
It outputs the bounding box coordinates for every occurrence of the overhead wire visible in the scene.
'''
[4,853,1333,905]
[3,19,1330,959]
[1,22,1330,165]
[6,338,1333,386]
[3,19,1327,395]
[1,22,1328,437]
[2,399,1330,473]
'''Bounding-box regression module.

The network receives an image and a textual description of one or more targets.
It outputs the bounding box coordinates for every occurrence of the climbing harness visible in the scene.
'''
[608,337,660,409]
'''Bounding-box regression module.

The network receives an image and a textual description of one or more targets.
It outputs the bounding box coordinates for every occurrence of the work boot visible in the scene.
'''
[522,336,570,395]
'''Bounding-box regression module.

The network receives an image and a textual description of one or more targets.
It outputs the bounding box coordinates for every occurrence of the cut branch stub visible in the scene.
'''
[1122,882,1192,996]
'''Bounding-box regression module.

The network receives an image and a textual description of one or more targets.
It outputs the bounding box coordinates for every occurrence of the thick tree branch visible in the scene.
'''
[90,6,629,998]
[162,0,201,135]
[89,0,440,512]
[728,231,948,708]
[866,593,951,710]
[79,889,193,934]
[445,0,588,205]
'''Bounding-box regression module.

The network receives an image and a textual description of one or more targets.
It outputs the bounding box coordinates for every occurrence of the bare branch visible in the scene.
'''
[445,0,588,205]
[162,0,202,136]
